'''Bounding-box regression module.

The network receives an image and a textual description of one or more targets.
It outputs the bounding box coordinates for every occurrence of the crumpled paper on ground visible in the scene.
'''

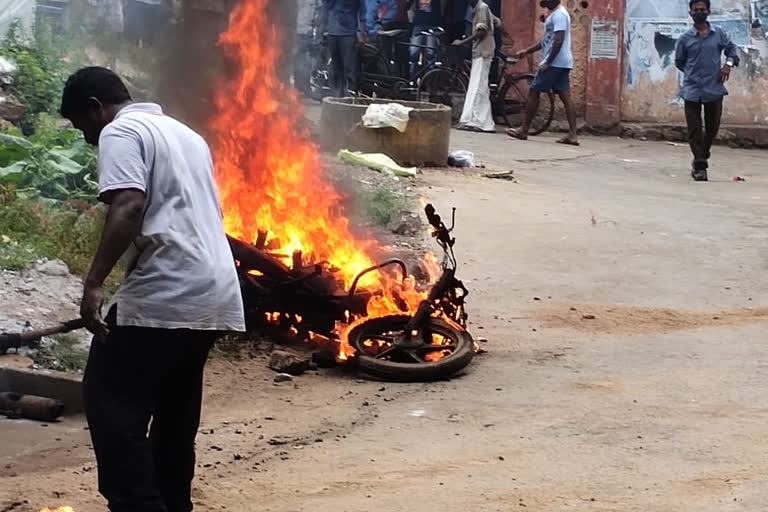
[338,150,417,178]
[361,103,413,133]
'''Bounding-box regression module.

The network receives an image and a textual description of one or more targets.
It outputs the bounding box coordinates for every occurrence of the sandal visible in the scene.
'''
[556,137,580,146]
[506,128,528,141]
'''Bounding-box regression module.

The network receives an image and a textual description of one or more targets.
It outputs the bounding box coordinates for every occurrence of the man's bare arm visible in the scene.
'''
[86,189,145,287]
[516,41,542,58]
[454,27,486,46]
[543,31,565,66]
[81,188,145,334]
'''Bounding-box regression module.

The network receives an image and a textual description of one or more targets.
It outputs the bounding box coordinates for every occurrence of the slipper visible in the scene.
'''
[556,137,580,146]
[457,125,494,133]
[506,128,528,141]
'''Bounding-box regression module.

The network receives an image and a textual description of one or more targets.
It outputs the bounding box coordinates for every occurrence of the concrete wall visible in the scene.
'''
[622,0,768,125]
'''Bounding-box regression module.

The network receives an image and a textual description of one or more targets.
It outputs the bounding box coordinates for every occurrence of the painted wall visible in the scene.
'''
[534,0,591,116]
[501,0,592,117]
[622,0,768,125]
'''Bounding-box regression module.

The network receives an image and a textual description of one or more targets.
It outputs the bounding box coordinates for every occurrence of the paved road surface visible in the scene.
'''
[2,130,767,512]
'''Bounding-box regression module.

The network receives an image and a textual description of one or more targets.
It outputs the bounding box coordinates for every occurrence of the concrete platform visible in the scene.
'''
[0,365,83,415]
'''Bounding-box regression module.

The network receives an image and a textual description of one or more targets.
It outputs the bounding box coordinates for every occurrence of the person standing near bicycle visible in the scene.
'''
[410,0,442,79]
[508,0,579,146]
[452,0,499,133]
[325,0,367,97]
[365,0,413,78]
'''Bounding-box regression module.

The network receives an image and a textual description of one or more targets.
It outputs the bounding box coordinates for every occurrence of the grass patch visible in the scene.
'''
[0,198,104,275]
[32,332,89,372]
[358,188,409,226]
[0,242,37,270]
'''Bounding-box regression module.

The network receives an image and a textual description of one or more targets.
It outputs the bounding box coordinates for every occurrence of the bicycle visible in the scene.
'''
[490,52,554,135]
[357,26,412,98]
[415,38,471,124]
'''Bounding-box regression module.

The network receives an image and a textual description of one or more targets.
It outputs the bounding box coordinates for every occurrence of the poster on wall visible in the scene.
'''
[756,0,768,36]
[590,19,619,59]
[626,16,751,87]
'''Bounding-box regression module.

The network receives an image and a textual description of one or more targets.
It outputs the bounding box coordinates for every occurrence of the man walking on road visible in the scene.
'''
[508,0,579,146]
[675,0,739,182]
[60,67,245,512]
[453,0,499,133]
[325,0,367,97]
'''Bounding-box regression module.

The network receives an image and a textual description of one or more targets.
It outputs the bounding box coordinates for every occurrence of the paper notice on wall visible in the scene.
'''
[590,19,619,59]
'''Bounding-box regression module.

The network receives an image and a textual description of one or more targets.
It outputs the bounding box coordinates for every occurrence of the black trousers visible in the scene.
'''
[328,35,358,97]
[83,315,215,512]
[684,99,723,171]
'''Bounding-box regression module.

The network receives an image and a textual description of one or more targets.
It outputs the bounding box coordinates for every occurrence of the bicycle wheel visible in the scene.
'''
[358,43,392,97]
[417,68,468,125]
[500,75,555,136]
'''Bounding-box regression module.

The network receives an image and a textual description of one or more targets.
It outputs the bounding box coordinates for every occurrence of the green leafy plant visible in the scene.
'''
[33,333,89,372]
[0,20,69,132]
[0,126,97,202]
[358,188,408,226]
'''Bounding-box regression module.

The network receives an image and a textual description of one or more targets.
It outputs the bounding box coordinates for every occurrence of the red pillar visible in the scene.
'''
[584,0,624,125]
[500,0,535,51]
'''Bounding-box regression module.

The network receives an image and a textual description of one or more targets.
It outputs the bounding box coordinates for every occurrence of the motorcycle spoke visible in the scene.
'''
[419,343,457,351]
[366,333,399,343]
[403,349,426,363]
[374,346,397,359]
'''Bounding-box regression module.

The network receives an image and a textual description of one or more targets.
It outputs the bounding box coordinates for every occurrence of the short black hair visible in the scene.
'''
[60,67,131,120]
[690,0,710,9]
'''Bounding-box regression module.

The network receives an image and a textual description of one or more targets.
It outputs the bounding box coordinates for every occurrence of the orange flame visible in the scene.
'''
[38,508,75,512]
[210,0,374,284]
[209,0,427,355]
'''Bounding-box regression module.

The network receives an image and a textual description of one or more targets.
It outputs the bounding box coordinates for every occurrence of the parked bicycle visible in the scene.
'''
[415,34,471,123]
[490,52,554,135]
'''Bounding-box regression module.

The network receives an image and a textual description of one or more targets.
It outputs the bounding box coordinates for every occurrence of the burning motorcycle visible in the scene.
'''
[228,203,475,381]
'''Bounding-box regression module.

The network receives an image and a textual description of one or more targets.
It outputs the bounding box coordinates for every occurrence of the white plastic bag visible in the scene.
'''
[448,150,475,168]
[361,103,414,133]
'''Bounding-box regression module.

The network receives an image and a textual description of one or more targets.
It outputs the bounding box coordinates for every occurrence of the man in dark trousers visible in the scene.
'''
[60,67,245,512]
[324,0,367,96]
[675,0,739,182]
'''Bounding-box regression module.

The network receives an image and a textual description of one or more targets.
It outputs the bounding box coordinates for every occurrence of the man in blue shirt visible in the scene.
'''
[675,0,739,181]
[508,0,579,145]
[324,0,367,97]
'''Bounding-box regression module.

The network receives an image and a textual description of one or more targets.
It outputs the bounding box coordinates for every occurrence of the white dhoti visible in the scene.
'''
[459,56,495,132]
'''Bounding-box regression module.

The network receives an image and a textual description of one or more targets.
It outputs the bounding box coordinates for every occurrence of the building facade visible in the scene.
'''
[499,0,768,126]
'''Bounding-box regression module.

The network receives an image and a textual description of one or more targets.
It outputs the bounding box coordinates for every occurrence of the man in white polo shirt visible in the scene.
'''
[60,66,245,512]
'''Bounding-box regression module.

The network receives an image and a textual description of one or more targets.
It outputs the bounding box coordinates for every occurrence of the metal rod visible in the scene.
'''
[348,259,408,296]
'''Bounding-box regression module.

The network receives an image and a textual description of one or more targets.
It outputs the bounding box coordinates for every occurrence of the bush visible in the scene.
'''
[0,198,105,275]
[0,20,69,133]
[0,115,98,202]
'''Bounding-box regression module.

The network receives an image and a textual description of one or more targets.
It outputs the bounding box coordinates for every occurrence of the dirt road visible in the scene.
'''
[2,131,767,511]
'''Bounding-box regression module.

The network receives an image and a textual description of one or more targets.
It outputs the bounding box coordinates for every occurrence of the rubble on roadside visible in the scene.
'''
[0,260,90,372]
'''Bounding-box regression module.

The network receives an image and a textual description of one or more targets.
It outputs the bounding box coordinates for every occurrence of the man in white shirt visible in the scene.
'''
[508,0,579,145]
[59,66,245,512]
[452,0,500,133]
